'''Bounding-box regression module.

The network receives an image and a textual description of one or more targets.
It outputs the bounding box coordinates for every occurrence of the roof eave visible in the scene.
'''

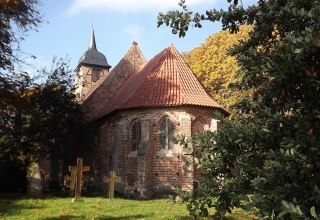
[95,103,229,123]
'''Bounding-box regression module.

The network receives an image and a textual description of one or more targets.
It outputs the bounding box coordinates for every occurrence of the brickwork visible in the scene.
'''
[191,118,207,183]
[75,65,110,101]
[74,39,227,197]
[94,106,218,196]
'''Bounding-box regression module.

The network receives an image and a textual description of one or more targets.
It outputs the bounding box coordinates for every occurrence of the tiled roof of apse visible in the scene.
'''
[96,45,227,119]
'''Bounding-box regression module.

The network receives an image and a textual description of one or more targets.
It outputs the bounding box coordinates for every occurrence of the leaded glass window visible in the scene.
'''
[131,120,141,151]
[160,118,175,150]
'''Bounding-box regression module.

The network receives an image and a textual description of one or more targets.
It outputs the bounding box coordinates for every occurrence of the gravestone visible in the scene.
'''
[103,171,121,199]
[67,158,90,202]
[28,164,43,197]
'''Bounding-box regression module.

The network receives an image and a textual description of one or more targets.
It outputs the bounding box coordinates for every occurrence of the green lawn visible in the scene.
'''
[0,195,259,219]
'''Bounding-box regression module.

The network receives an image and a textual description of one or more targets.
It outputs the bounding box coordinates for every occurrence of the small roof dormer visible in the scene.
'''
[76,28,111,71]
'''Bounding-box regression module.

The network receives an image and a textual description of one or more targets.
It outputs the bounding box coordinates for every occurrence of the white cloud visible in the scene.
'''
[67,0,217,15]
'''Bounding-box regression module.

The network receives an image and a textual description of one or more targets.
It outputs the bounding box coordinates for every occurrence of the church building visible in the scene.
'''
[74,29,228,198]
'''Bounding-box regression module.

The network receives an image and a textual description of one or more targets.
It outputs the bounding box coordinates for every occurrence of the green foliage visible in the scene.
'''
[0,153,28,192]
[157,0,249,38]
[159,0,320,219]
[0,0,42,191]
[0,58,91,191]
[0,0,90,192]
[27,58,90,159]
[0,0,41,71]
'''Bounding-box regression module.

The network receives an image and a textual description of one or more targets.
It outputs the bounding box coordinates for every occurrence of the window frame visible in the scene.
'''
[159,117,175,150]
[91,68,101,82]
[131,119,141,152]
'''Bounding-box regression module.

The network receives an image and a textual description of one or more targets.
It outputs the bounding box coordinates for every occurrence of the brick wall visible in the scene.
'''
[95,106,220,196]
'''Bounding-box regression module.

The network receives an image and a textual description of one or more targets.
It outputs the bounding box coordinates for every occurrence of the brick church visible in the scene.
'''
[74,29,228,198]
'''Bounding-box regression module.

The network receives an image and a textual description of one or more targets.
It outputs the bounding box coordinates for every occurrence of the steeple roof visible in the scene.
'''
[89,28,97,50]
[96,45,227,119]
[76,28,111,70]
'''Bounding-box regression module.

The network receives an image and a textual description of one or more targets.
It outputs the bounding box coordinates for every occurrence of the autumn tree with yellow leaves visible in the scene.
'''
[184,26,251,109]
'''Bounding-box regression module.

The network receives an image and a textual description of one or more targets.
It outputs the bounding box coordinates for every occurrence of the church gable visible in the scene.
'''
[80,41,146,121]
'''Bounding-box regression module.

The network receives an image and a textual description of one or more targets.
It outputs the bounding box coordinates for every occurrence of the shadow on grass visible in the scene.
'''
[0,199,44,216]
[43,214,150,220]
[174,217,193,220]
[43,216,79,220]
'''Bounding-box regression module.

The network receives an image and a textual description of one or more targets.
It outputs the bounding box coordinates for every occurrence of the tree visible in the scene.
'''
[0,0,41,71]
[183,26,251,109]
[28,58,91,160]
[159,0,320,218]
[0,0,42,149]
[0,1,91,192]
[0,0,39,191]
[0,57,91,192]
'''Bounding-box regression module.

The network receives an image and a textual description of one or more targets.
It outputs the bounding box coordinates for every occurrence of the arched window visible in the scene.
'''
[160,118,175,150]
[131,120,141,151]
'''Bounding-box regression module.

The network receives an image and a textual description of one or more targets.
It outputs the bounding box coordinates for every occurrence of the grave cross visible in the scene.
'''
[68,158,90,202]
[103,171,121,199]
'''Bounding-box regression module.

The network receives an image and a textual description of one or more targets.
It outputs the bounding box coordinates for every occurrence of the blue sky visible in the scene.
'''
[20,0,256,72]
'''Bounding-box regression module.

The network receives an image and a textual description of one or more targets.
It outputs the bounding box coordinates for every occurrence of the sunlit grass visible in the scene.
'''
[0,195,259,219]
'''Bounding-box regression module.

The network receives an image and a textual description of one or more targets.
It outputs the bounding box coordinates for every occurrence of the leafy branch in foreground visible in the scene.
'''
[157,0,253,38]
[160,0,320,218]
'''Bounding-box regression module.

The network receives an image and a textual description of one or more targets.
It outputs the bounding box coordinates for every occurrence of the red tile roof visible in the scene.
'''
[96,45,227,119]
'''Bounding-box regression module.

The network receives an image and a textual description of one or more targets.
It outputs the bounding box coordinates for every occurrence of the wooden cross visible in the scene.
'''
[68,158,90,202]
[103,171,121,199]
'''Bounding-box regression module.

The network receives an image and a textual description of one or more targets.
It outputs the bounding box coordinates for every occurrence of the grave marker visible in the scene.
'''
[103,171,121,199]
[68,158,90,202]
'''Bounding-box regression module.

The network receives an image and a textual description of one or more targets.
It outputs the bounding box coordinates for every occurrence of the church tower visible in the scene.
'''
[75,28,111,101]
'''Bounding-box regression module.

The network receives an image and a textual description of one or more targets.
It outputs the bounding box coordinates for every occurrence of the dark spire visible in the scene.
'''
[76,28,111,71]
[89,28,97,50]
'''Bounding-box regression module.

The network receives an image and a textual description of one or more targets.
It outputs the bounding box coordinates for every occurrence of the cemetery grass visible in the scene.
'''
[0,194,259,219]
